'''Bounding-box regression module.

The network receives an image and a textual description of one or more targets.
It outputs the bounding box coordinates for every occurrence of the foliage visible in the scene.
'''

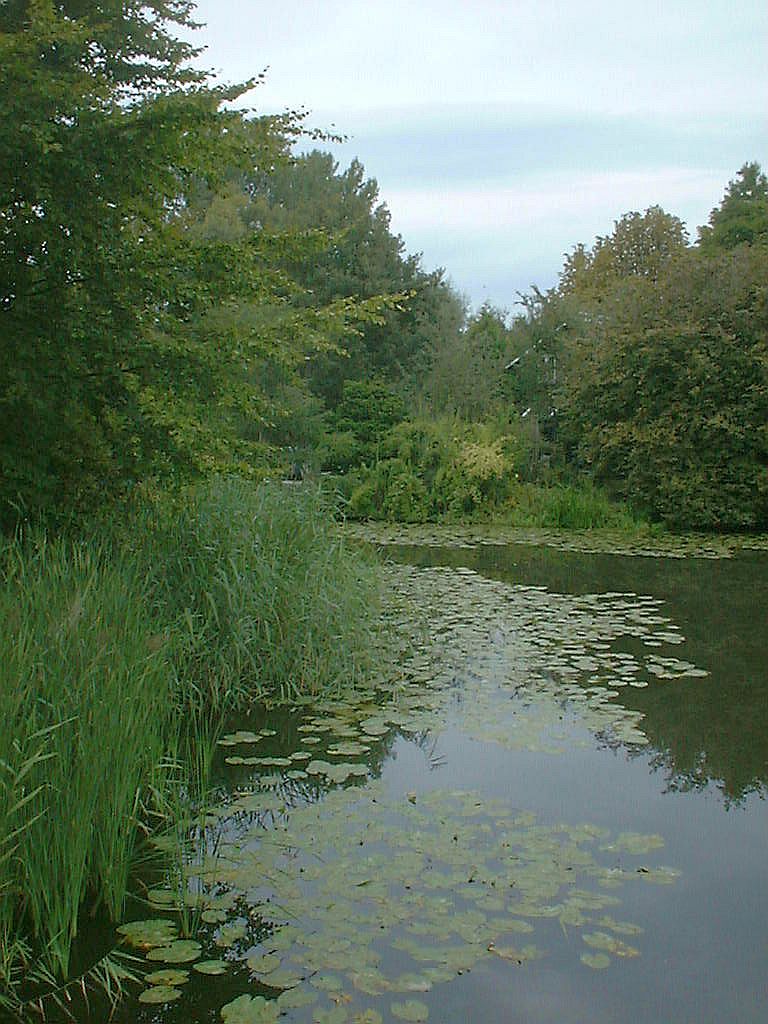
[0,478,379,998]
[698,162,768,251]
[318,378,407,471]
[347,417,522,522]
[558,205,689,298]
[130,477,380,706]
[241,150,466,404]
[557,244,768,529]
[0,4,392,531]
[0,532,177,981]
[425,304,515,419]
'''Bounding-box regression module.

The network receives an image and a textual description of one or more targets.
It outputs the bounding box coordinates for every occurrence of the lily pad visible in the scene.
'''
[145,969,189,986]
[146,939,202,963]
[221,994,280,1023]
[194,959,229,975]
[117,918,178,949]
[581,952,611,969]
[277,987,318,1010]
[138,986,182,1004]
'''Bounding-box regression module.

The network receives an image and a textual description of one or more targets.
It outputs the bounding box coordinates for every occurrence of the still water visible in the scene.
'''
[115,529,767,1024]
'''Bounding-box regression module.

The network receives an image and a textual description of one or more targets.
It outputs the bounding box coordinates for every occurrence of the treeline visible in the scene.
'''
[308,165,768,532]
[2,6,767,538]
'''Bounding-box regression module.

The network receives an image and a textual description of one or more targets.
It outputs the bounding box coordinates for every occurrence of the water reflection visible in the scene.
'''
[96,529,767,1024]
[386,539,768,804]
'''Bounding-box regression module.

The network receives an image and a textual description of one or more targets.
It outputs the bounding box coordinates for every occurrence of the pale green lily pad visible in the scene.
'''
[202,908,228,924]
[194,959,229,975]
[219,731,262,746]
[264,967,303,988]
[221,994,280,1023]
[216,920,247,947]
[350,968,389,995]
[146,939,202,963]
[277,986,318,1009]
[352,1012,383,1024]
[117,918,177,949]
[312,974,343,992]
[146,888,178,907]
[145,969,189,986]
[582,932,639,958]
[392,973,432,992]
[581,952,611,969]
[391,999,429,1021]
[138,986,182,1004]
[247,953,281,975]
[601,832,665,855]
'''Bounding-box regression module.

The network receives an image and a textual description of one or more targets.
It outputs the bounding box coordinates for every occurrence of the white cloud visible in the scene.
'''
[194,0,768,120]
[382,168,726,235]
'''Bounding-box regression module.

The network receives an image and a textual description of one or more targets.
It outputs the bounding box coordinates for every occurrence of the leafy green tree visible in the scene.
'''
[425,304,515,420]
[698,161,768,251]
[0,3,389,528]
[559,246,768,528]
[559,206,688,298]
[242,150,465,404]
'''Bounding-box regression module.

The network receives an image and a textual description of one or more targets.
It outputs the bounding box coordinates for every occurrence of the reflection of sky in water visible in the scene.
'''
[121,534,767,1024]
[376,537,768,1024]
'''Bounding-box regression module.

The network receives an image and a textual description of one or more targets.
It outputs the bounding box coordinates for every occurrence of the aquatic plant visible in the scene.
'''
[0,478,380,1010]
[129,477,380,706]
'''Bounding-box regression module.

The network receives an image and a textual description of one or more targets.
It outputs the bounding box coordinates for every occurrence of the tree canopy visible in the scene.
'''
[0,2,393,528]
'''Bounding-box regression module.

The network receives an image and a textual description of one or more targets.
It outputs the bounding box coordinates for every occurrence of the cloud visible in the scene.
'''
[382,168,727,234]
[194,0,768,120]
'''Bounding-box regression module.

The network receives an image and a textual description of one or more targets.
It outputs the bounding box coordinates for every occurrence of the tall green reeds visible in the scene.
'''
[131,477,380,706]
[0,478,379,1004]
[0,535,175,979]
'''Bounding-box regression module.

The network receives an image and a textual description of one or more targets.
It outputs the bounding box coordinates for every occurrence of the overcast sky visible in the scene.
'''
[190,0,768,311]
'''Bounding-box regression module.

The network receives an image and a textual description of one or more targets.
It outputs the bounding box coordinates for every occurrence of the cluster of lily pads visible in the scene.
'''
[127,785,676,1022]
[367,563,707,752]
[343,522,768,559]
[117,557,700,1020]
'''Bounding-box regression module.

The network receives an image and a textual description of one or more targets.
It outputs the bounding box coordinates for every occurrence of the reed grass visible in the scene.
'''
[0,477,379,1006]
[507,481,647,530]
[0,535,175,981]
[130,477,380,706]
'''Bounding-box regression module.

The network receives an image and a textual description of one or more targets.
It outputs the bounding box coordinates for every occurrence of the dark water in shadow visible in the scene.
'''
[78,536,767,1024]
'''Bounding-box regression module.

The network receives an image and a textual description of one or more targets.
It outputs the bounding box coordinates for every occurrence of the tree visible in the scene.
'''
[0,4,390,528]
[559,246,768,529]
[558,206,688,299]
[698,161,768,251]
[241,150,465,404]
[425,304,514,420]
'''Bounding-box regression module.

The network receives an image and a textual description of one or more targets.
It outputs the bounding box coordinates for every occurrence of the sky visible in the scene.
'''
[189,0,768,311]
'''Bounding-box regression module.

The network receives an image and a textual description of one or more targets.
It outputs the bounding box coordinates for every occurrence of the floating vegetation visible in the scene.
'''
[116,919,178,950]
[144,968,190,986]
[138,985,183,1004]
[120,557,699,1020]
[221,994,280,1022]
[363,562,709,754]
[343,522,768,559]
[170,784,677,1022]
[145,940,202,964]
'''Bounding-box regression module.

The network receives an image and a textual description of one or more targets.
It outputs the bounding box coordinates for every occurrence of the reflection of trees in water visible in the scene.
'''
[395,540,768,804]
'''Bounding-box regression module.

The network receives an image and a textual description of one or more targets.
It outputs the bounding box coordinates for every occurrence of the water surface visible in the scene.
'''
[112,528,767,1024]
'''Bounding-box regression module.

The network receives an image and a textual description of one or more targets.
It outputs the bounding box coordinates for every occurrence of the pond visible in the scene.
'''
[112,527,767,1024]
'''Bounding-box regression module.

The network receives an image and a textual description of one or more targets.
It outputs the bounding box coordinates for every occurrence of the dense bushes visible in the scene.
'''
[338,416,642,529]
